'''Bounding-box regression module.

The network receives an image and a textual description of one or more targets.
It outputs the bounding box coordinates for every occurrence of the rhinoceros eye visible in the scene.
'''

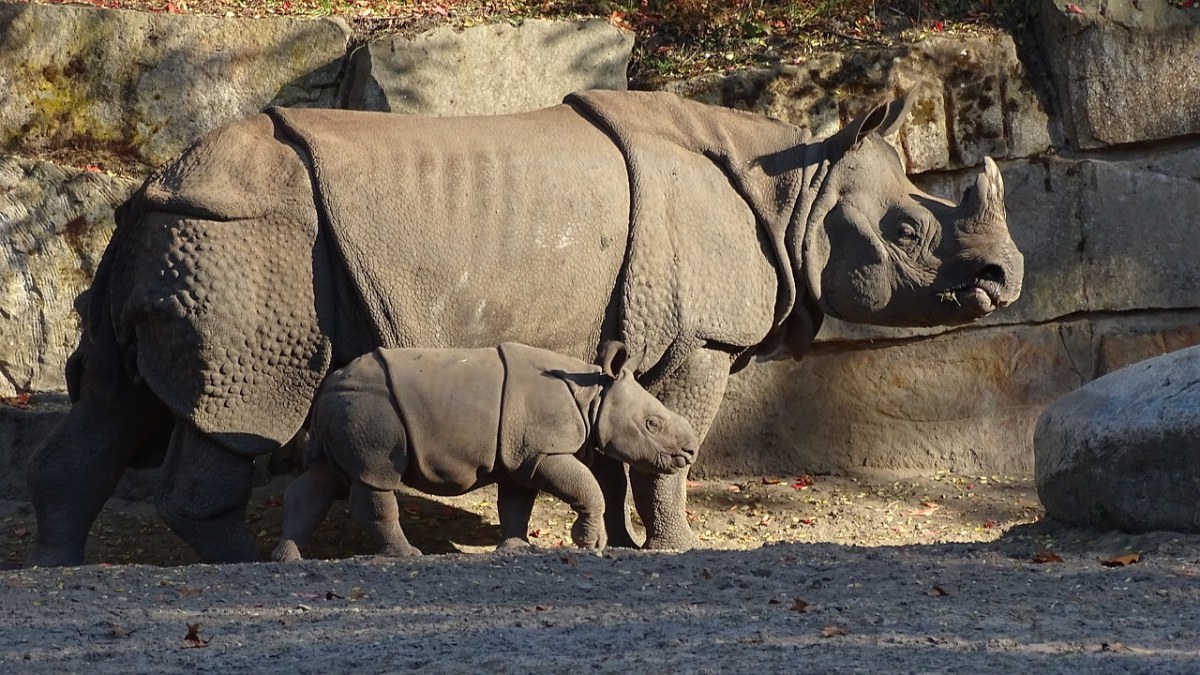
[645,417,662,433]
[897,222,920,243]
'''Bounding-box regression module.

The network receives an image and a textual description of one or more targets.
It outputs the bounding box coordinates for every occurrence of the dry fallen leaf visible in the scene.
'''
[761,477,783,486]
[1100,641,1129,653]
[790,598,812,613]
[1032,551,1064,564]
[929,585,950,597]
[822,625,847,638]
[182,622,211,648]
[699,567,714,580]
[1100,553,1142,567]
[911,502,941,517]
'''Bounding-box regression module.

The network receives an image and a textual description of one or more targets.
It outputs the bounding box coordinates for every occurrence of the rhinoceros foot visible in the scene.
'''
[272,540,302,563]
[379,543,423,557]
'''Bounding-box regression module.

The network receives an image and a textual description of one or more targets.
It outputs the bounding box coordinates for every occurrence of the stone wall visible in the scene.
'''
[1,0,1198,493]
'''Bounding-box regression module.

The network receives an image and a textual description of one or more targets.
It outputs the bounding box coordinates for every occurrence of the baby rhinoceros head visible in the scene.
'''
[593,342,699,475]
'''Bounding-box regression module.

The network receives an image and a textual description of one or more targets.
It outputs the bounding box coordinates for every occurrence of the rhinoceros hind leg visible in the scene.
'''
[25,392,171,567]
[635,347,731,551]
[348,482,422,557]
[496,481,537,551]
[273,461,344,562]
[156,424,258,563]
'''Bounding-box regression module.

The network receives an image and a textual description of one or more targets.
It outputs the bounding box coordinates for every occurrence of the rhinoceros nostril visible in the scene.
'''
[977,264,1005,286]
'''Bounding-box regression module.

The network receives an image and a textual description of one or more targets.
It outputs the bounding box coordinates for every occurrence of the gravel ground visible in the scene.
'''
[2,473,1199,673]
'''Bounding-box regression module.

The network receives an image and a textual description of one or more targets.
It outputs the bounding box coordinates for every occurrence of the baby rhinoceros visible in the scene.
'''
[273,341,698,561]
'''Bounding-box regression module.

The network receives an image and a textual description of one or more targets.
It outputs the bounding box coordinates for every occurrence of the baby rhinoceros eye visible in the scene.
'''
[645,416,662,433]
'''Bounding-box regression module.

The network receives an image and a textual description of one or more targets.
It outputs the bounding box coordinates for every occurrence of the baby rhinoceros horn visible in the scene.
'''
[593,341,699,475]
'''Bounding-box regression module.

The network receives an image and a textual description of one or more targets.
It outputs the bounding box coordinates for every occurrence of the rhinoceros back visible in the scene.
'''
[373,347,505,494]
[270,106,631,363]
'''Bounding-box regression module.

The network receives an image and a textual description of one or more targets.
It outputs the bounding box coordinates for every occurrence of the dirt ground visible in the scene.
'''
[2,472,1199,672]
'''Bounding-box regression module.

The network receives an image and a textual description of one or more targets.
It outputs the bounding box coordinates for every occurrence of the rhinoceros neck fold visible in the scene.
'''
[565,90,813,367]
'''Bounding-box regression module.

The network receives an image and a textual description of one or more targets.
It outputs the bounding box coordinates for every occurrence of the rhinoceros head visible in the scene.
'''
[800,92,1024,327]
[593,341,698,474]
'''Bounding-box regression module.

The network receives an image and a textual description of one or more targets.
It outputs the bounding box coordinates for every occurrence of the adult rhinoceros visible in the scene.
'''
[26,89,1022,565]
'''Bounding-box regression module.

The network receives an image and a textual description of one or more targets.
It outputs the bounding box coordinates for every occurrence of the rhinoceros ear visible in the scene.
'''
[598,341,629,379]
[826,89,920,157]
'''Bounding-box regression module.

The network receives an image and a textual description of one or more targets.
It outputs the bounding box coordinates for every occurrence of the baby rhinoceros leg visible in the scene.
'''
[272,461,344,562]
[348,482,422,557]
[527,455,606,549]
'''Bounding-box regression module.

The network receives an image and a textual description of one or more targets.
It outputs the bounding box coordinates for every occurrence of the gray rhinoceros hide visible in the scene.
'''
[28,88,1025,566]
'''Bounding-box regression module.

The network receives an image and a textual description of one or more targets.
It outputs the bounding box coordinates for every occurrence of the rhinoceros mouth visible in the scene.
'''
[937,278,1003,314]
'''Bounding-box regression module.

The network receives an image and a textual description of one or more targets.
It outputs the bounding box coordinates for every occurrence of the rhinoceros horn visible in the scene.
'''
[958,157,1006,235]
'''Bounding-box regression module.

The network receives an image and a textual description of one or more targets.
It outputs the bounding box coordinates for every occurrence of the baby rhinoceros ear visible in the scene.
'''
[597,340,629,379]
[597,340,650,379]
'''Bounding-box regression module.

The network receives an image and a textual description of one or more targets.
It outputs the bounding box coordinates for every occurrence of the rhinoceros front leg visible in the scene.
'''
[631,347,731,551]
[528,454,607,549]
[156,424,259,563]
[26,389,171,567]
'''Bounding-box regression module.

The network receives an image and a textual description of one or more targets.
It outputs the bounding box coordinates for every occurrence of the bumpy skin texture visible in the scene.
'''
[27,89,1023,566]
[272,342,698,560]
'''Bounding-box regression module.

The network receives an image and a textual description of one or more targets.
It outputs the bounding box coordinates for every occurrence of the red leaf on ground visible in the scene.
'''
[1100,553,1142,567]
[85,164,102,172]
[982,520,996,529]
[181,623,210,648]
[1032,550,1063,564]
[1065,3,1084,13]
[791,475,814,490]
[608,9,633,31]
[528,529,542,538]
[799,518,815,526]
[934,20,944,31]
[1,393,31,409]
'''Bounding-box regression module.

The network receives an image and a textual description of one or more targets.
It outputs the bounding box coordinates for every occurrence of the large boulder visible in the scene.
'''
[341,18,632,115]
[663,34,1053,174]
[1035,344,1200,533]
[0,3,349,170]
[1040,0,1200,149]
[0,156,138,398]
